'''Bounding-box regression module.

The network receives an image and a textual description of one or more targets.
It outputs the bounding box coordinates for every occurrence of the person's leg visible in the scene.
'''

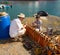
[11,36,19,42]
[18,36,23,42]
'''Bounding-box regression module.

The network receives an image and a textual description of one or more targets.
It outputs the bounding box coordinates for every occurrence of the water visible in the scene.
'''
[0,1,60,19]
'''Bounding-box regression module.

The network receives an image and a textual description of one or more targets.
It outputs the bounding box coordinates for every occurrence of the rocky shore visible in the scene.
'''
[23,15,60,33]
[0,15,60,55]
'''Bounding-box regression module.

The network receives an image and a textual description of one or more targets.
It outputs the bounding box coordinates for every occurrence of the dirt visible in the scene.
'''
[0,40,30,55]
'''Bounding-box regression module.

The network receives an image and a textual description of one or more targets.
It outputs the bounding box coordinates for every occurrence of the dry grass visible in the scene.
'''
[22,15,60,32]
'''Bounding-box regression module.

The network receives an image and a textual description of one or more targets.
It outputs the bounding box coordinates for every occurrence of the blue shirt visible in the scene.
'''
[32,20,42,30]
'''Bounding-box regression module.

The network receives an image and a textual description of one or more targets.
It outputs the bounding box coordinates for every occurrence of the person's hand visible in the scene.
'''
[23,28,26,33]
[23,25,26,28]
[23,22,27,28]
[34,23,37,26]
[24,28,26,32]
[33,23,37,27]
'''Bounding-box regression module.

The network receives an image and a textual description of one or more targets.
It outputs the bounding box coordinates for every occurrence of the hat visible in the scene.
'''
[33,13,40,18]
[0,12,8,16]
[17,13,25,18]
[36,15,40,18]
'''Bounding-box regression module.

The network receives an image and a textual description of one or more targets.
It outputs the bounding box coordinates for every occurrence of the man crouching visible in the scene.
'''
[9,13,26,42]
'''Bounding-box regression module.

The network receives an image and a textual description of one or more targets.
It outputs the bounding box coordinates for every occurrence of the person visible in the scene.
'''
[32,11,48,32]
[32,15,42,32]
[9,13,26,41]
[47,24,53,35]
[37,11,53,35]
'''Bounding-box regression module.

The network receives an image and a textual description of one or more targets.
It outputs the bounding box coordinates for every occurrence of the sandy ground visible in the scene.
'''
[0,40,31,55]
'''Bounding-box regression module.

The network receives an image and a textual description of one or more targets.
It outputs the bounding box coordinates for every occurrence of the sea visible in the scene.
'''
[0,0,60,19]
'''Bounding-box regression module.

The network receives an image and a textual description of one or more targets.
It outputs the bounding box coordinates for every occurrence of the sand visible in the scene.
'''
[0,40,30,55]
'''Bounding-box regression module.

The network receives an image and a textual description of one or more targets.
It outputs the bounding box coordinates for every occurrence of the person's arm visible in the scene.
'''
[18,28,26,36]
[23,22,27,28]
[32,21,37,27]
[39,20,43,31]
[15,20,26,36]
